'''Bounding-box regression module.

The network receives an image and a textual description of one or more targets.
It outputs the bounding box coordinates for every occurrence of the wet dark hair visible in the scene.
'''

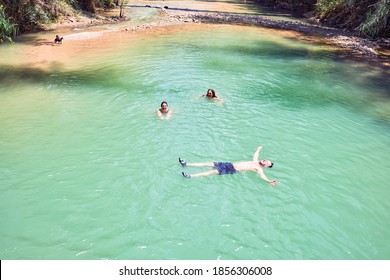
[259,161,274,168]
[207,89,216,98]
[161,101,168,107]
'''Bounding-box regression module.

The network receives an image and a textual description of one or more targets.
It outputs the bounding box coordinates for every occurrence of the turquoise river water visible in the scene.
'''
[0,20,389,260]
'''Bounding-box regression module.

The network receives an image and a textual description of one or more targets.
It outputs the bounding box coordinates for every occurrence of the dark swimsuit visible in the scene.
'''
[159,109,170,114]
[214,162,237,175]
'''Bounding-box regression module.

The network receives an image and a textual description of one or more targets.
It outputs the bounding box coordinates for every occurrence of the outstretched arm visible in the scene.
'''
[157,109,163,119]
[257,168,277,186]
[215,96,224,104]
[166,109,173,119]
[253,146,262,162]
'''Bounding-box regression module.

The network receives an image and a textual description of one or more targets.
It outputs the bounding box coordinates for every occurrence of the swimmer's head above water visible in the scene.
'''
[160,101,169,113]
[206,89,216,98]
[259,159,274,168]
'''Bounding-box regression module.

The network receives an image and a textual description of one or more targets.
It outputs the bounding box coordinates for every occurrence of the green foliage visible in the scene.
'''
[358,0,390,38]
[0,0,80,32]
[315,0,390,38]
[258,0,389,38]
[96,0,116,8]
[0,4,19,43]
[23,3,50,28]
[80,0,123,12]
[256,0,316,12]
[0,0,113,33]
[316,0,344,13]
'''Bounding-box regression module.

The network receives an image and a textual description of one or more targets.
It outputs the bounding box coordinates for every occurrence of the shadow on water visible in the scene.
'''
[1,33,389,96]
[1,58,389,125]
[4,32,56,47]
[0,63,133,92]
[200,38,390,93]
[1,23,389,121]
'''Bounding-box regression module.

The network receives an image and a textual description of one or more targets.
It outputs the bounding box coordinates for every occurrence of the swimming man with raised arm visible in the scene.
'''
[179,146,277,186]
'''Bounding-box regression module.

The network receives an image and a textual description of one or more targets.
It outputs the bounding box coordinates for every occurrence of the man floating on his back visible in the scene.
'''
[179,146,277,186]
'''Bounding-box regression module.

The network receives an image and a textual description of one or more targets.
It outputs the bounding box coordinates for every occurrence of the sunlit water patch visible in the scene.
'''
[0,24,389,260]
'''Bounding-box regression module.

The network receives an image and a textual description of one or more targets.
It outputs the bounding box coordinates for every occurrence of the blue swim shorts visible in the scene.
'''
[213,162,237,175]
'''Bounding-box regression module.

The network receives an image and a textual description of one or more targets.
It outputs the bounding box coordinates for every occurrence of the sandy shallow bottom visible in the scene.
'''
[19,24,313,71]
[15,0,249,68]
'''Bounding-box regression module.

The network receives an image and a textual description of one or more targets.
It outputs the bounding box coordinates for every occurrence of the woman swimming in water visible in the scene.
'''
[202,89,224,103]
[157,101,173,119]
